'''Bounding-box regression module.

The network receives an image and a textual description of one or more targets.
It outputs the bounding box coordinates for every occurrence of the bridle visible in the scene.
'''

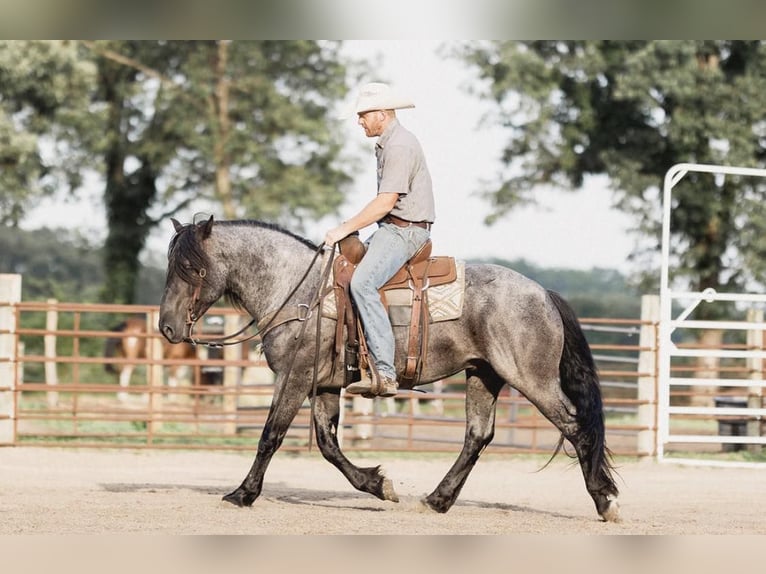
[181,243,329,349]
[179,240,335,451]
[183,267,258,348]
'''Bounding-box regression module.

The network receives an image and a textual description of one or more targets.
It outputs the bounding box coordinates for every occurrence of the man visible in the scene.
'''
[324,82,435,398]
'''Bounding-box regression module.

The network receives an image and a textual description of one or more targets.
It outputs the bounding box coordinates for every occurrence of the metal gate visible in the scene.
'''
[658,163,766,466]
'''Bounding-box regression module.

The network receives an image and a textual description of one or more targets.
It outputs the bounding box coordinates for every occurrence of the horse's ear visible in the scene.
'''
[199,215,214,239]
[171,218,183,232]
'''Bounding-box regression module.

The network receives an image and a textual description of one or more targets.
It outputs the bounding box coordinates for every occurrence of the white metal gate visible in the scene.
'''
[658,163,766,466]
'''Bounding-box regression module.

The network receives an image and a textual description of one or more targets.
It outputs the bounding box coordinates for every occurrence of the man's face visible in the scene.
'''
[357,110,386,137]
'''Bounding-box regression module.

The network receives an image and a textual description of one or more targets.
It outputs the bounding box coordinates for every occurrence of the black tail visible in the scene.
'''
[103,321,126,375]
[546,290,618,498]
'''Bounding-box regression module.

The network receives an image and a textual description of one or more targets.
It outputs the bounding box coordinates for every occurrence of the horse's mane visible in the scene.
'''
[215,219,319,250]
[167,219,319,287]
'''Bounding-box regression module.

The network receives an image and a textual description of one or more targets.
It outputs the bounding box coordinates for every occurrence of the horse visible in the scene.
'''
[104,315,197,401]
[158,216,620,522]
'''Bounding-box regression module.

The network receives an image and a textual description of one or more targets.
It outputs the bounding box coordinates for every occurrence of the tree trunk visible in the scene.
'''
[101,161,157,304]
[211,40,235,219]
[98,58,156,304]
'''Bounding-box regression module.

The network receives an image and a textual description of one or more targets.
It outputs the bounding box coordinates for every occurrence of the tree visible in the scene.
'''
[0,40,96,225]
[3,41,362,304]
[84,40,360,303]
[458,41,766,405]
[457,41,766,296]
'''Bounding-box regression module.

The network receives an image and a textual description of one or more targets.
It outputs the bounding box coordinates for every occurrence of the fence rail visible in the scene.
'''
[3,285,764,460]
[0,281,659,456]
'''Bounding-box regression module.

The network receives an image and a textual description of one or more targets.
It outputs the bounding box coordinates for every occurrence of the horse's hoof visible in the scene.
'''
[381,477,399,503]
[600,497,621,523]
[421,494,449,514]
[222,488,255,508]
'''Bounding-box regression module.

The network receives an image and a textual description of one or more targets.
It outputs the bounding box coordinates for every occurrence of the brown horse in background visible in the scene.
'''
[104,315,197,401]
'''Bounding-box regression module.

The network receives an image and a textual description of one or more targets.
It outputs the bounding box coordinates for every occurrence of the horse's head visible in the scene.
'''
[159,215,224,343]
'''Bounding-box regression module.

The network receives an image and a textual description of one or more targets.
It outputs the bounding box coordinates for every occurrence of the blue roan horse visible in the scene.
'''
[159,217,620,522]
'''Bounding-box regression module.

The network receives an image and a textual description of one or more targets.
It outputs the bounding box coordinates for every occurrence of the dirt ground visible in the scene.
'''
[1,446,765,536]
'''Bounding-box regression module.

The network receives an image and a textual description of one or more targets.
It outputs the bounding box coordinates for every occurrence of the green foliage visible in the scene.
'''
[0,225,104,302]
[0,40,97,225]
[2,40,366,304]
[0,224,168,304]
[480,257,642,318]
[458,41,766,315]
[83,40,363,303]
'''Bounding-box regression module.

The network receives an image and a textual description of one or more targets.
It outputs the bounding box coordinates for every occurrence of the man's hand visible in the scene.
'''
[324,225,350,246]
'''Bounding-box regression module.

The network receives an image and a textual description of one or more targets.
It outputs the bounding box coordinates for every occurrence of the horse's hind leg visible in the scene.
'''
[523,385,620,522]
[424,365,501,513]
[312,391,398,502]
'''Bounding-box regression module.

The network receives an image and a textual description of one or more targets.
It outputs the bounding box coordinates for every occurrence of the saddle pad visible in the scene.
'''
[386,260,465,324]
[321,259,465,325]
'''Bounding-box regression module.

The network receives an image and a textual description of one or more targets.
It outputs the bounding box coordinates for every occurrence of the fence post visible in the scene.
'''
[0,274,22,445]
[45,299,59,407]
[637,294,660,457]
[746,308,763,455]
[222,315,240,435]
[148,311,164,436]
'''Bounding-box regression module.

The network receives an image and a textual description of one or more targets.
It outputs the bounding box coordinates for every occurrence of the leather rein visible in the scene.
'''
[183,268,258,348]
[179,240,335,452]
[182,243,329,349]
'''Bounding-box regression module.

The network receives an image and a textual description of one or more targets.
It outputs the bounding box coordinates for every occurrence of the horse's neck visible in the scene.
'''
[215,225,320,320]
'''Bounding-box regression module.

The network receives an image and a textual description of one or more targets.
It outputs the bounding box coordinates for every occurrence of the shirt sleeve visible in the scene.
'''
[377,144,414,195]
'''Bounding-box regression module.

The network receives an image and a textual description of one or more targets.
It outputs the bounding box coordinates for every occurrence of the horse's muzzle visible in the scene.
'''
[159,321,182,344]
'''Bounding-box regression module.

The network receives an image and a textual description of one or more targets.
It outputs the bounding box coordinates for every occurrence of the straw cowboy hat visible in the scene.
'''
[338,82,415,118]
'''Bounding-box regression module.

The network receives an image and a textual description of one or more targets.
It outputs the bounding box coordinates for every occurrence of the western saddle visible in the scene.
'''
[332,234,457,388]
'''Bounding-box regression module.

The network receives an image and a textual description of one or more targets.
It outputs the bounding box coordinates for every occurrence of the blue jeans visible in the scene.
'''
[350,222,431,381]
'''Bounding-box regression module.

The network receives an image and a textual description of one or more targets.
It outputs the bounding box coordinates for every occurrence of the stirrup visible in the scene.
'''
[345,375,398,398]
[364,376,398,399]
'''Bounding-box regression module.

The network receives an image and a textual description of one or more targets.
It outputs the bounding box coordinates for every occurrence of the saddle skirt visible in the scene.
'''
[320,253,466,325]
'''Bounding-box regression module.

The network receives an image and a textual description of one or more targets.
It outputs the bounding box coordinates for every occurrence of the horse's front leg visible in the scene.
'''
[312,391,398,502]
[117,365,134,402]
[222,372,311,507]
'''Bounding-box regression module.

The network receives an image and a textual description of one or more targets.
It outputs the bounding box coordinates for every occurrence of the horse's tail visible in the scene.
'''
[103,321,126,374]
[546,290,618,498]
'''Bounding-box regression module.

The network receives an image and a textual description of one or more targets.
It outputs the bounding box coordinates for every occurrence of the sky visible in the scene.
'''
[24,40,637,272]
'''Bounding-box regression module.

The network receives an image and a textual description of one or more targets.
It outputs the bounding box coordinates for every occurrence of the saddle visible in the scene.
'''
[332,234,457,388]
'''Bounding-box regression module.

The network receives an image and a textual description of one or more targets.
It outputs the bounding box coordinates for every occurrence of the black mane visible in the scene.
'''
[167,219,319,286]
[215,219,319,251]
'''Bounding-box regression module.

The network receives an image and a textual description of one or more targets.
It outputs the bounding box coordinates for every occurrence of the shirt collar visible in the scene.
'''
[376,118,400,150]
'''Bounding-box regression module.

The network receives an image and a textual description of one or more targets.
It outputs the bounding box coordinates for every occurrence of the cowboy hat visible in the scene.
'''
[355,82,415,114]
[343,82,415,117]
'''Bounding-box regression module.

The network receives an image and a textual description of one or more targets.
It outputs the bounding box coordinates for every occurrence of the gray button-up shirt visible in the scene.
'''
[375,119,435,223]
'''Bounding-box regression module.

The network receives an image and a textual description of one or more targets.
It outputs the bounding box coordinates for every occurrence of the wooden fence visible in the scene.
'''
[0,273,662,456]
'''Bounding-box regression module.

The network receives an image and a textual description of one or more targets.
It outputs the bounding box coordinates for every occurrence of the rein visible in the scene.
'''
[181,240,335,453]
[183,243,327,348]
